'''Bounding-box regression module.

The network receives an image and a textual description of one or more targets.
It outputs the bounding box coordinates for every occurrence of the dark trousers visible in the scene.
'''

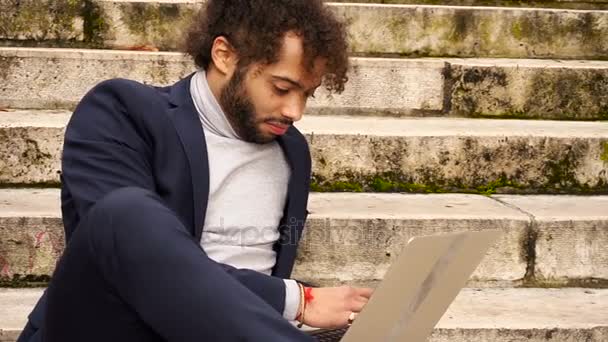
[17,187,313,342]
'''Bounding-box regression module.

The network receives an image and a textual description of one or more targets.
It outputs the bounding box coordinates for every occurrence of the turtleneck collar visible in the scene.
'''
[190,70,240,139]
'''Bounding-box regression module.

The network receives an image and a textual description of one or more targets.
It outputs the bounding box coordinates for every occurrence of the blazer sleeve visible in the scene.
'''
[61,80,288,314]
[61,81,157,219]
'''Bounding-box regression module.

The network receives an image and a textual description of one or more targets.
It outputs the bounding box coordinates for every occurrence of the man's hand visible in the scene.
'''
[301,286,374,329]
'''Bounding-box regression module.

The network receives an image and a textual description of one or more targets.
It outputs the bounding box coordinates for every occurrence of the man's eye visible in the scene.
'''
[274,86,289,95]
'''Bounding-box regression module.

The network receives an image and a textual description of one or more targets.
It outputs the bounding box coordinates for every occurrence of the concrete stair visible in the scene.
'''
[0,189,607,338]
[1,110,607,192]
[2,2,608,59]
[1,0,607,340]
[0,287,606,341]
[338,0,608,10]
[1,189,607,288]
[2,47,608,119]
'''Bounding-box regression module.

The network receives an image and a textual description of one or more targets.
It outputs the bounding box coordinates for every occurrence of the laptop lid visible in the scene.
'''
[342,230,501,342]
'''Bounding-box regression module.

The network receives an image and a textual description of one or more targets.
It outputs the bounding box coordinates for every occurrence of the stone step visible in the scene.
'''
[339,1,608,10]
[299,193,608,287]
[300,115,608,194]
[2,48,608,120]
[2,1,608,60]
[0,189,606,288]
[0,287,606,341]
[1,110,607,193]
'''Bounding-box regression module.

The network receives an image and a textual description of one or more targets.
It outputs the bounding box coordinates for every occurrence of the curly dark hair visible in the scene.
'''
[183,0,349,94]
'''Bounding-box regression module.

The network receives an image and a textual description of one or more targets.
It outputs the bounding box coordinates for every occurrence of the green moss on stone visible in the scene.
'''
[311,179,363,192]
[470,111,608,121]
[309,162,608,195]
[601,142,608,162]
[446,9,470,44]
[523,69,608,120]
[311,173,530,195]
[0,0,84,41]
[0,182,62,189]
[449,63,608,120]
[386,16,408,42]
[544,149,581,190]
[331,1,608,11]
[370,177,394,192]
[511,21,523,40]
[476,176,523,195]
[118,2,197,50]
[477,16,494,48]
[0,274,50,288]
[82,0,109,46]
[370,177,446,193]
[523,277,608,289]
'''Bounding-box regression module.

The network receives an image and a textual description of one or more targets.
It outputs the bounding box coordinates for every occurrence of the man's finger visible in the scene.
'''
[355,287,374,298]
[355,295,369,304]
[349,298,367,312]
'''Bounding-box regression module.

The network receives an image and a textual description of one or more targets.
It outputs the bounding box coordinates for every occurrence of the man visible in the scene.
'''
[17,1,373,341]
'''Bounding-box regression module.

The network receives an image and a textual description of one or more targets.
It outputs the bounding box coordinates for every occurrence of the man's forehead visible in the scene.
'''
[263,33,327,87]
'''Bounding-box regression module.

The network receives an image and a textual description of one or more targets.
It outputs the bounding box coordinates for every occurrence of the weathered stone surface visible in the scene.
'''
[97,0,201,51]
[0,189,63,281]
[298,116,608,194]
[3,1,608,59]
[0,48,445,115]
[1,111,608,192]
[100,2,608,59]
[2,48,608,119]
[0,111,68,185]
[446,59,608,120]
[1,288,607,341]
[333,4,608,59]
[0,48,194,110]
[1,189,607,288]
[0,289,43,336]
[0,0,84,42]
[496,195,608,287]
[309,58,445,116]
[338,0,608,11]
[292,193,530,287]
[431,288,608,342]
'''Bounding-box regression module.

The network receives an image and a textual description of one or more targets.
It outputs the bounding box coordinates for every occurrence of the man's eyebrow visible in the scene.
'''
[271,75,303,89]
[271,75,322,91]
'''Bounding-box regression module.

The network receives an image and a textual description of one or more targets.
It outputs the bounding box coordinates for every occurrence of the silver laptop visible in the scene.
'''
[308,230,501,342]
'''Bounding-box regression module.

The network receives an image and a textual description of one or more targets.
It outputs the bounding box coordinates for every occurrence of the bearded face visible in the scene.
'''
[214,34,327,144]
[219,67,293,144]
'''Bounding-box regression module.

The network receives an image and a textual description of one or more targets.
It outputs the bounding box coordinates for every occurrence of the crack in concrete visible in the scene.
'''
[489,196,538,285]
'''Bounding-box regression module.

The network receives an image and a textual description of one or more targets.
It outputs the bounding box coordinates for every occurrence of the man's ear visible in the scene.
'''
[210,36,238,76]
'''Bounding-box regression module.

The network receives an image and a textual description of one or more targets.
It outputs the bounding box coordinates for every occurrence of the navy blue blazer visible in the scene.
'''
[27,73,312,333]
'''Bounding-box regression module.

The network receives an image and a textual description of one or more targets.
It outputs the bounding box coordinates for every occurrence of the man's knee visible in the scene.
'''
[86,187,166,225]
[93,187,159,216]
[81,187,168,245]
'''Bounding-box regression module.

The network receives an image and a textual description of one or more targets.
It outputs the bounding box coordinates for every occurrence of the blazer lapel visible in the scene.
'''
[166,74,309,278]
[274,129,311,277]
[167,74,210,240]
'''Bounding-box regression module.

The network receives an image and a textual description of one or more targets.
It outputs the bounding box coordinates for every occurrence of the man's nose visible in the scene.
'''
[281,98,305,122]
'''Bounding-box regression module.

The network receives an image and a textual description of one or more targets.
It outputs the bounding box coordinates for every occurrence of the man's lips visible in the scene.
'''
[266,122,290,135]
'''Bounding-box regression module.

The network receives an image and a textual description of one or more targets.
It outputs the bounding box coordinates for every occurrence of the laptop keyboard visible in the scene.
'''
[307,327,349,342]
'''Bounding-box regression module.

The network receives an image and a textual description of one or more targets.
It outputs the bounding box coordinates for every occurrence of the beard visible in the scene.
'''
[219,68,289,144]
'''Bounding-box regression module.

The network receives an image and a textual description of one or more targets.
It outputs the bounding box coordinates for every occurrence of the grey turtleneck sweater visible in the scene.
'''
[190,71,300,321]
